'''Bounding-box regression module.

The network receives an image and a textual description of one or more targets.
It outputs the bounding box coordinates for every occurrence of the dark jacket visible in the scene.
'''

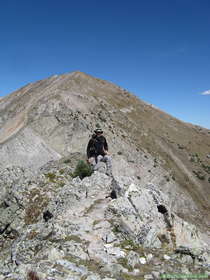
[87,134,108,158]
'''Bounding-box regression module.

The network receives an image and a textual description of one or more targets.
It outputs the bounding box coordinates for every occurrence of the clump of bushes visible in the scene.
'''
[189,153,201,163]
[45,172,56,182]
[72,160,93,179]
[63,158,71,164]
[202,164,210,174]
[193,170,205,180]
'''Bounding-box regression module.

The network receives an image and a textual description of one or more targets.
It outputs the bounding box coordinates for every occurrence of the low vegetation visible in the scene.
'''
[201,164,210,174]
[192,170,206,180]
[44,172,56,182]
[72,160,93,179]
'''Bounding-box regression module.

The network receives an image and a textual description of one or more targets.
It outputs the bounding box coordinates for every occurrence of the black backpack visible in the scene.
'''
[94,136,106,155]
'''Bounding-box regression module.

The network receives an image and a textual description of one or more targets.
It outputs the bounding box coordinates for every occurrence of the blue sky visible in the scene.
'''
[0,0,210,129]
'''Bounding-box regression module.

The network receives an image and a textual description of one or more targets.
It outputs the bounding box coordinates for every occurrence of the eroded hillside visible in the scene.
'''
[0,72,210,280]
[0,71,209,229]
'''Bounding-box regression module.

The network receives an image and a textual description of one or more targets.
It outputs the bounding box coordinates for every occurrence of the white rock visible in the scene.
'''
[56,259,87,275]
[163,254,171,260]
[134,268,140,274]
[48,248,64,261]
[102,232,117,243]
[86,274,101,280]
[144,274,153,279]
[127,251,140,268]
[152,271,160,278]
[139,257,147,264]
[105,246,126,258]
[181,255,193,264]
[146,253,153,262]
[125,183,139,197]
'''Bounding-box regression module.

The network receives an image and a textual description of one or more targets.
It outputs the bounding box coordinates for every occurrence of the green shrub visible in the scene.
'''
[72,160,93,180]
[193,170,205,180]
[45,173,56,182]
[63,158,71,164]
[202,164,210,174]
[189,153,201,163]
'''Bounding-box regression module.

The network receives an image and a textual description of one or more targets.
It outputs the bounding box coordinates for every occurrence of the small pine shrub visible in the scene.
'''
[63,159,71,164]
[73,160,93,179]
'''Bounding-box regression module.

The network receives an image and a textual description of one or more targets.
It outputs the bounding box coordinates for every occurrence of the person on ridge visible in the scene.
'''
[86,127,112,176]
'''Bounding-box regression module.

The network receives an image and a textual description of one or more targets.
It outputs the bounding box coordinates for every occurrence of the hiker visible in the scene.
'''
[87,128,112,176]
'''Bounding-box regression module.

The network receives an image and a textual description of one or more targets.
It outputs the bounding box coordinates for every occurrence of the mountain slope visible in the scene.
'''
[0,71,209,230]
[0,71,210,279]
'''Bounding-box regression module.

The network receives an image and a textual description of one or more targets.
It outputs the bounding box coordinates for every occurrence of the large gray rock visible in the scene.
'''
[0,164,209,280]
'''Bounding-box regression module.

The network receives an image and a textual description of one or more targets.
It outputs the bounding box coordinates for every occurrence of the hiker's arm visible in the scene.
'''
[86,140,92,158]
[104,138,109,154]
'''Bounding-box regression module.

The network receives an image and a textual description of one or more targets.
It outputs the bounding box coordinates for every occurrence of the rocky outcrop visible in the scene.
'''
[0,162,209,280]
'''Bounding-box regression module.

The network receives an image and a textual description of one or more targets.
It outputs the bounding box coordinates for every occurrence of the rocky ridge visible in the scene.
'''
[0,159,209,280]
[0,71,210,279]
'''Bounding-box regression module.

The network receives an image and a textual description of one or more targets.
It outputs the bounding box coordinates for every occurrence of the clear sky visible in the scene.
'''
[0,0,210,129]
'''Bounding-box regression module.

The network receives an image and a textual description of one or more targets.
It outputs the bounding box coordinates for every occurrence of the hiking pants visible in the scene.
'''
[89,155,112,174]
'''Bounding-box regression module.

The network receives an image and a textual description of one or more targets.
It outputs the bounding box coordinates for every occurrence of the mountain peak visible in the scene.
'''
[0,71,210,279]
[67,70,95,79]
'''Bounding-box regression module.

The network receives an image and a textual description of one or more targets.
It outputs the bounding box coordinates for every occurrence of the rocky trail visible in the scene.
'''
[0,161,209,280]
